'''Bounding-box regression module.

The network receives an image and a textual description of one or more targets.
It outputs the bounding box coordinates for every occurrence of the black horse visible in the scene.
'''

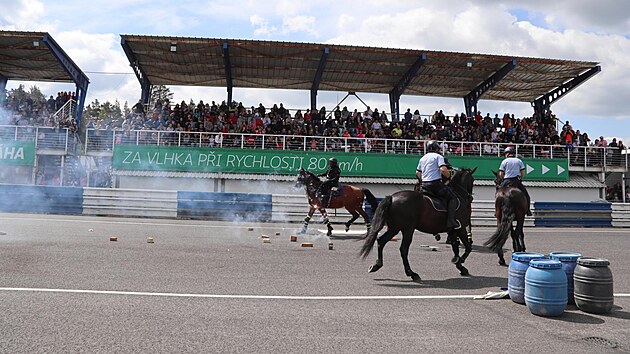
[295,168,379,236]
[484,171,528,266]
[360,168,477,281]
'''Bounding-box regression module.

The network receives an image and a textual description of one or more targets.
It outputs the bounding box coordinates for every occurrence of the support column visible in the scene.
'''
[0,74,7,104]
[464,59,516,118]
[532,65,601,121]
[43,34,90,127]
[311,47,329,111]
[121,38,152,110]
[223,42,233,105]
[389,53,426,121]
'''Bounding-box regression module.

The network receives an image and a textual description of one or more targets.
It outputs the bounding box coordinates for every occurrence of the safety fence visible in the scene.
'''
[0,184,624,228]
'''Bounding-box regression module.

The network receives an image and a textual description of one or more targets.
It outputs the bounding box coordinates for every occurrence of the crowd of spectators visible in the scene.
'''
[0,91,78,133]
[89,98,626,159]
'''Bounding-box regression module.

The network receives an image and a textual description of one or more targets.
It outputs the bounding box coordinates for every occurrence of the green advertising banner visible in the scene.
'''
[113,145,569,181]
[0,141,36,166]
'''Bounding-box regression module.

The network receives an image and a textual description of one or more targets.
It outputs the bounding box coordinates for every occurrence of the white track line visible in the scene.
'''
[0,287,628,299]
[0,287,474,299]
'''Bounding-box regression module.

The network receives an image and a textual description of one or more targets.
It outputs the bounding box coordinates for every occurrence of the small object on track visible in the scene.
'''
[300,242,314,248]
[110,236,118,242]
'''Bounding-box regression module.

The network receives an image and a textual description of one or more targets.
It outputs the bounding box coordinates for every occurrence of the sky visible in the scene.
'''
[1,0,629,144]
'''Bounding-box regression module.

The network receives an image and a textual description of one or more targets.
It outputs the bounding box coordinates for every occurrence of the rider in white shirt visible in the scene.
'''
[416,141,461,231]
[498,147,532,215]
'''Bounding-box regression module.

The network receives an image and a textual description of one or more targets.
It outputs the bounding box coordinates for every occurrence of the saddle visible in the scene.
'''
[330,184,344,196]
[421,188,461,213]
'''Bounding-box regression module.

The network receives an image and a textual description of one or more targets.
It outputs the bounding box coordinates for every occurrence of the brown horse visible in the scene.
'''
[295,168,379,236]
[484,172,528,266]
[360,168,477,281]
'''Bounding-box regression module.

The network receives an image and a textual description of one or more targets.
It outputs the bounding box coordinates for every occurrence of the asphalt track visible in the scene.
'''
[0,213,629,353]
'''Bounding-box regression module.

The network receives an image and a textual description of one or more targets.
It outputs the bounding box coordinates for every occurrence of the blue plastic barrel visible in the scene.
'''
[549,251,582,304]
[525,259,567,317]
[508,252,545,304]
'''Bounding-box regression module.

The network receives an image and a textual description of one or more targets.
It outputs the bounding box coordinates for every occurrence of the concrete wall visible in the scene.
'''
[118,176,602,202]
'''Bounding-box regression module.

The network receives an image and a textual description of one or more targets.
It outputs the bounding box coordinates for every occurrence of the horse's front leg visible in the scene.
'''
[456,230,472,276]
[319,208,333,236]
[300,206,316,234]
[449,230,462,264]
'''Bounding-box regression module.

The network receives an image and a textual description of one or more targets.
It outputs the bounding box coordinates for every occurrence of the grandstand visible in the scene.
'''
[0,32,627,203]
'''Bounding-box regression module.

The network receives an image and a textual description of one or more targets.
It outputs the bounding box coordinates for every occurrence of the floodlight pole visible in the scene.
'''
[389,52,426,121]
[463,59,516,118]
[311,47,329,111]
[43,34,90,127]
[531,65,601,121]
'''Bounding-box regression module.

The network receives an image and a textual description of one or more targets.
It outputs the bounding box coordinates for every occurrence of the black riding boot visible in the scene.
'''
[446,198,461,231]
[519,186,533,216]
[320,194,330,208]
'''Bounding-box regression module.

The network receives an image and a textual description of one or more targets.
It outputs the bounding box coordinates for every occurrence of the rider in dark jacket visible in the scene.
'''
[318,157,341,208]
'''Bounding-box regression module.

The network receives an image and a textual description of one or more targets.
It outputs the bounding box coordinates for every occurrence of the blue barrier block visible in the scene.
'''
[0,184,83,214]
[534,218,612,227]
[364,197,384,218]
[534,202,612,211]
[177,191,272,221]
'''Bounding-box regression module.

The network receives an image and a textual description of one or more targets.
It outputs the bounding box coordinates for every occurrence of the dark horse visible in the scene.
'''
[360,168,477,281]
[484,172,528,266]
[295,168,379,236]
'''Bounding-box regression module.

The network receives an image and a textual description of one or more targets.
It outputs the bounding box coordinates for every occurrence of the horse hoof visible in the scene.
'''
[498,260,507,266]
[460,267,470,276]
[451,256,460,264]
[345,226,350,232]
[434,234,441,241]
[368,264,381,273]
[410,273,421,282]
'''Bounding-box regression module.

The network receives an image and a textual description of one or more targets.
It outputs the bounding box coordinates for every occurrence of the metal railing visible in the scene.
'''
[52,99,76,124]
[0,125,72,153]
[82,128,628,170]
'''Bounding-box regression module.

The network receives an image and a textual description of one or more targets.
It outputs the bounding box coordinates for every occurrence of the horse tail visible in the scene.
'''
[361,188,379,214]
[360,195,391,259]
[484,198,515,252]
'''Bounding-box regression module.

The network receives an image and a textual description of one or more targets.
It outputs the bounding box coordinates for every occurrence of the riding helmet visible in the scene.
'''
[427,140,440,152]
[329,157,338,167]
[504,147,515,156]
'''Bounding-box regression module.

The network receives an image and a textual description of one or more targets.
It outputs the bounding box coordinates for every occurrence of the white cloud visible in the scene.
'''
[250,14,278,37]
[282,16,317,36]
[0,0,53,31]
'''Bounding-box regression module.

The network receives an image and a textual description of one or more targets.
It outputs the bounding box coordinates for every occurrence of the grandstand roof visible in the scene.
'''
[0,31,84,83]
[120,34,599,103]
